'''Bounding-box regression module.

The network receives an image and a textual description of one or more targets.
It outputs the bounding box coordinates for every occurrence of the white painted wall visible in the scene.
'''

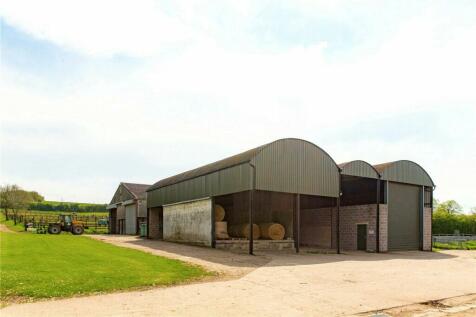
[163,198,212,246]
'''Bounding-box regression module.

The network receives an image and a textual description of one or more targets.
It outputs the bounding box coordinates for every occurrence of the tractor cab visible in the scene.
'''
[60,215,73,230]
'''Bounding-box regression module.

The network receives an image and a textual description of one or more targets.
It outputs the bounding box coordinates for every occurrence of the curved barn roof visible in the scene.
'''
[373,160,434,187]
[147,138,340,207]
[339,160,380,179]
[149,138,339,191]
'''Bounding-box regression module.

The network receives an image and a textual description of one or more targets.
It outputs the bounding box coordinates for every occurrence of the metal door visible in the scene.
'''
[125,204,137,235]
[388,182,420,250]
[357,224,367,251]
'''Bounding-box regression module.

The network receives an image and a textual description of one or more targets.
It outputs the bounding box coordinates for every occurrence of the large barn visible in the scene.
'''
[145,138,434,253]
[107,182,150,235]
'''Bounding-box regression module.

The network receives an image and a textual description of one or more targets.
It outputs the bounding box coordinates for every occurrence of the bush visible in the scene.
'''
[432,211,476,235]
[28,201,107,213]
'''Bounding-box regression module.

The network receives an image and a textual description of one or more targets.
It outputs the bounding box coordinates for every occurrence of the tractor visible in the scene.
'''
[47,214,85,235]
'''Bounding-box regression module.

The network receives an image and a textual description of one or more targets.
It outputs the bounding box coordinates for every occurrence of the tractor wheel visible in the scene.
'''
[72,226,84,235]
[48,225,61,234]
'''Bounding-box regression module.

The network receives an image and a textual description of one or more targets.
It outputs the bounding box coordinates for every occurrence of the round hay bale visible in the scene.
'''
[228,223,261,240]
[214,204,225,221]
[216,232,230,240]
[215,221,228,234]
[259,223,285,240]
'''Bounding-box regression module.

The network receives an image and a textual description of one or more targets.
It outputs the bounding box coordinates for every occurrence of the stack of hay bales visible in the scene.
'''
[214,204,286,241]
[258,223,285,240]
[215,204,229,239]
[228,223,261,240]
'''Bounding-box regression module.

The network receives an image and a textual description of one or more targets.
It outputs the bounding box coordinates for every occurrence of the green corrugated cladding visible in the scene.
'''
[339,160,379,179]
[251,139,339,197]
[377,160,434,187]
[147,139,340,208]
[147,163,252,207]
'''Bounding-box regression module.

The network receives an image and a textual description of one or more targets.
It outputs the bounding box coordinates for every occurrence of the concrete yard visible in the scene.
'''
[2,235,475,317]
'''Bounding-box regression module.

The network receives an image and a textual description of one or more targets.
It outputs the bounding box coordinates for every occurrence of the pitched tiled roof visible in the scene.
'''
[122,182,150,199]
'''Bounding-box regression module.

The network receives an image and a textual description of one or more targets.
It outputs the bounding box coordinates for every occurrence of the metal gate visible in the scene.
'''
[125,204,137,235]
[388,182,420,250]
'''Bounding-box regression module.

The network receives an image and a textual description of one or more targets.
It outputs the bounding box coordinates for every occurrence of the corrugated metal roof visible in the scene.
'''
[148,144,267,191]
[147,138,341,207]
[339,160,380,179]
[373,160,435,187]
[122,182,150,199]
[373,162,395,174]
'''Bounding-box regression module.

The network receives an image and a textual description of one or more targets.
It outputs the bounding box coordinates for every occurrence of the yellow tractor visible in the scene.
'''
[48,214,85,235]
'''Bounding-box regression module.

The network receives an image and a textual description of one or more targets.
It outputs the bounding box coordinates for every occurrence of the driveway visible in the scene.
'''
[2,235,475,316]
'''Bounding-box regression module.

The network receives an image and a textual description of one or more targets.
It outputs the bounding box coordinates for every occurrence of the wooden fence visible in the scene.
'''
[4,211,109,234]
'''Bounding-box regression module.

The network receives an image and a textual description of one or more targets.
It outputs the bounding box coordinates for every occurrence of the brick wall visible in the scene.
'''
[331,207,338,249]
[148,207,162,239]
[423,207,432,251]
[379,204,388,252]
[300,208,333,248]
[303,204,389,252]
[339,204,377,252]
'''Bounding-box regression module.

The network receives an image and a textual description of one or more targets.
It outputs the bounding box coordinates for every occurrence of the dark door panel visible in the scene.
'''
[357,224,367,251]
[388,182,420,250]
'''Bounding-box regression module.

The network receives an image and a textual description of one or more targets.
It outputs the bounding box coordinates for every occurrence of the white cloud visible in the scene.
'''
[1,1,476,208]
[0,0,197,56]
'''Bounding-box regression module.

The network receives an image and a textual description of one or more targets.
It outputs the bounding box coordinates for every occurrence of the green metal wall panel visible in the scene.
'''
[340,160,379,179]
[148,163,251,207]
[251,139,339,197]
[388,182,420,250]
[148,138,340,207]
[125,204,137,235]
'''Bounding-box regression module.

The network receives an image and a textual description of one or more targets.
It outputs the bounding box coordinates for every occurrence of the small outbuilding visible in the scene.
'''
[107,182,150,235]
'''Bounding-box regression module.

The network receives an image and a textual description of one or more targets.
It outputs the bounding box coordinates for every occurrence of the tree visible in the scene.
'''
[434,200,463,214]
[0,184,36,221]
[29,191,44,202]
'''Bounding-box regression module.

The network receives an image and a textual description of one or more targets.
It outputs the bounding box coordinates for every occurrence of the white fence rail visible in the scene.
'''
[432,234,476,243]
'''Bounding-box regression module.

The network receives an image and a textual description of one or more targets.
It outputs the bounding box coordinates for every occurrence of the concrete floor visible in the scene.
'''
[2,235,475,317]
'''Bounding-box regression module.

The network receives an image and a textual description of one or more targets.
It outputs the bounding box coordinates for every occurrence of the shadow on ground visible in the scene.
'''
[96,235,458,271]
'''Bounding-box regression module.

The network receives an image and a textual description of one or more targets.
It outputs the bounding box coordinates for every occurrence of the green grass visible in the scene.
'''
[0,214,25,232]
[0,232,211,302]
[433,240,476,250]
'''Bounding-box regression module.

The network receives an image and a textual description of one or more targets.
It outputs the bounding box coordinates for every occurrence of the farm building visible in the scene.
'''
[146,138,434,253]
[107,182,150,235]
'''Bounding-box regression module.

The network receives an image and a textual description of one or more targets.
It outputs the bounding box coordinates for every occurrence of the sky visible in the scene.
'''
[0,1,475,211]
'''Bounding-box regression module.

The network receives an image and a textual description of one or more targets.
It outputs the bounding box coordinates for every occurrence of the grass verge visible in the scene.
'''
[433,240,476,250]
[0,231,212,303]
[0,213,25,232]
